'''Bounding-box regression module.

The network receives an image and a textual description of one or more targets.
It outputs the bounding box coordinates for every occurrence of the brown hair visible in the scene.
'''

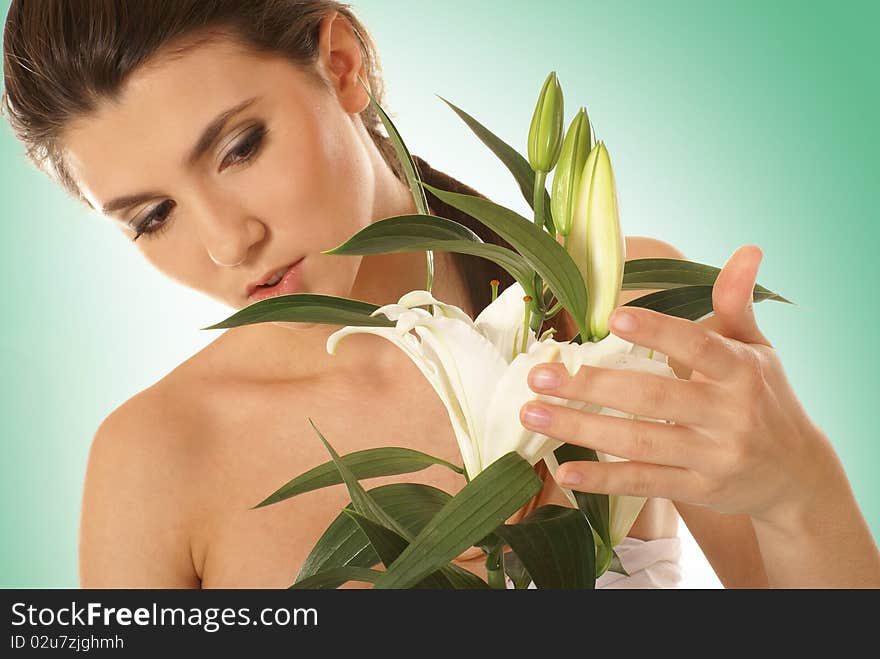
[1,0,570,337]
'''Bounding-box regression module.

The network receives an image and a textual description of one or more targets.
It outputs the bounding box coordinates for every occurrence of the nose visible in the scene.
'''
[189,191,267,268]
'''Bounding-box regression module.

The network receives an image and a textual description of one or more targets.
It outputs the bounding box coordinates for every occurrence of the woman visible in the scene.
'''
[2,0,877,588]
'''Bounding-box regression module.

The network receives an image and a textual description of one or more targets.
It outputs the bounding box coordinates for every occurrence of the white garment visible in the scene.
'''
[505,536,683,589]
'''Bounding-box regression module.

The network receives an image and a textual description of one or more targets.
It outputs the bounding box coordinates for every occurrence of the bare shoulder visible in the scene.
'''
[625,235,687,260]
[80,360,214,588]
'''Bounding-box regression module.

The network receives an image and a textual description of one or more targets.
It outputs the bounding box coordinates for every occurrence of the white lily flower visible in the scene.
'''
[543,344,677,548]
[326,281,677,497]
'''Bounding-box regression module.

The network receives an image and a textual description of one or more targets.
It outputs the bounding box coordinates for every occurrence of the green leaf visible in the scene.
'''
[623,258,792,304]
[289,566,382,589]
[502,549,533,590]
[293,480,488,590]
[438,95,555,234]
[341,509,456,589]
[323,214,536,294]
[624,285,783,321]
[553,443,611,551]
[421,183,590,340]
[373,452,543,589]
[254,447,463,509]
[361,79,428,216]
[494,504,596,589]
[200,294,394,331]
[325,213,482,251]
[306,418,409,539]
[295,483,451,586]
[608,549,630,577]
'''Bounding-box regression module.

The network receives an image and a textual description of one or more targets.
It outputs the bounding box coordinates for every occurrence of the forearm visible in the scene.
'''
[674,502,769,588]
[751,451,880,588]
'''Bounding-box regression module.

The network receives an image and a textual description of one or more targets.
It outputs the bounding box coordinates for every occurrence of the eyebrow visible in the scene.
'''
[100,95,261,217]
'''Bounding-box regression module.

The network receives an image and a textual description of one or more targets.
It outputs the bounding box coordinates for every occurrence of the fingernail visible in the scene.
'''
[556,468,582,487]
[521,404,551,429]
[529,367,561,390]
[611,310,639,333]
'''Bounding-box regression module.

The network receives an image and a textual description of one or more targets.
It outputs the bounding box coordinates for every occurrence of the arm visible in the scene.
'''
[79,390,200,588]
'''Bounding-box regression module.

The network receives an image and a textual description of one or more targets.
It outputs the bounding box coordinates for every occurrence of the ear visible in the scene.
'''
[316,11,370,114]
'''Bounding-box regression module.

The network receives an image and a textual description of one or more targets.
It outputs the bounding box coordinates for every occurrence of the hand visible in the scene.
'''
[520,245,842,528]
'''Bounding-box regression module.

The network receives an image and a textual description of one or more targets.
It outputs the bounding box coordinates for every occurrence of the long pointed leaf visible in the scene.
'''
[438,95,555,233]
[325,213,482,249]
[624,285,782,321]
[373,451,542,589]
[254,447,463,509]
[296,483,451,585]
[289,566,382,589]
[360,76,434,289]
[421,184,590,339]
[292,468,488,590]
[553,443,611,551]
[363,81,428,215]
[494,504,596,589]
[200,294,394,331]
[307,418,409,538]
[502,549,533,590]
[324,214,535,295]
[342,509,456,589]
[624,258,792,303]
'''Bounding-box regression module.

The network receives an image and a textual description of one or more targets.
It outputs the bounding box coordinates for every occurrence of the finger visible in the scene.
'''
[711,245,773,347]
[606,306,744,382]
[528,362,721,428]
[520,402,713,469]
[553,459,702,502]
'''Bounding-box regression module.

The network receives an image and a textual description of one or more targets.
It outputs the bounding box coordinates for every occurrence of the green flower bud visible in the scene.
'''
[550,107,593,237]
[566,142,625,341]
[528,71,565,173]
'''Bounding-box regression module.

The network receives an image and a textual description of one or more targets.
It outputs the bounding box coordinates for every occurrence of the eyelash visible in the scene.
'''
[131,125,268,242]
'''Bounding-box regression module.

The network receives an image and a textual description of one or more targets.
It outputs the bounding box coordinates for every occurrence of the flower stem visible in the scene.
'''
[486,541,506,589]
[425,251,434,292]
[530,170,549,336]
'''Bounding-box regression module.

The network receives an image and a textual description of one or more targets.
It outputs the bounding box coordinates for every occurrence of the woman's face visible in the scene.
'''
[60,21,383,311]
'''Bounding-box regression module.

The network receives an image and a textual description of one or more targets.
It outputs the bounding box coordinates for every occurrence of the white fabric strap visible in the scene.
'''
[505,536,683,589]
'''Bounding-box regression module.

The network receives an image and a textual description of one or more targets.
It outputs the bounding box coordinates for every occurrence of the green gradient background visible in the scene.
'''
[1,0,877,587]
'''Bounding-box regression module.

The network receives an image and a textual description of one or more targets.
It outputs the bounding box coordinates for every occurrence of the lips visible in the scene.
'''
[246,257,305,303]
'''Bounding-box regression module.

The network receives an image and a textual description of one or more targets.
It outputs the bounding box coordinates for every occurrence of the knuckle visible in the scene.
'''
[689,330,717,364]
[628,417,655,461]
[718,443,749,479]
[730,401,759,434]
[644,381,668,410]
[738,349,766,391]
[630,468,653,497]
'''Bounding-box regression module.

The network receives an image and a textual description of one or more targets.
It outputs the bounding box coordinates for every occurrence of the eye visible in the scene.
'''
[131,199,175,242]
[219,125,267,171]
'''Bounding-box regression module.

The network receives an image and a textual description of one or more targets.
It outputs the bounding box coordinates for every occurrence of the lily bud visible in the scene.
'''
[527,71,565,173]
[550,107,593,237]
[566,142,625,341]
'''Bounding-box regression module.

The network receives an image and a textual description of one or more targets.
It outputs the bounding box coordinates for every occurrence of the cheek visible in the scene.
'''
[137,232,212,295]
[268,110,374,244]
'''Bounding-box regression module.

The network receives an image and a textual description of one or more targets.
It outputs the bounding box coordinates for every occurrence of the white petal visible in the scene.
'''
[397,290,474,326]
[327,321,486,479]
[474,281,537,363]
[412,316,508,476]
[481,341,589,469]
[542,452,578,508]
[590,342,678,546]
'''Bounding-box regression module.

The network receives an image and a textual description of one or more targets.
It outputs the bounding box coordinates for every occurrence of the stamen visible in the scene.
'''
[489,279,500,302]
[521,295,532,354]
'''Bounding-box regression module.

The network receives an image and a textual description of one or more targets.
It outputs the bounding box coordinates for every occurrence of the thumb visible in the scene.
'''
[711,245,772,347]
